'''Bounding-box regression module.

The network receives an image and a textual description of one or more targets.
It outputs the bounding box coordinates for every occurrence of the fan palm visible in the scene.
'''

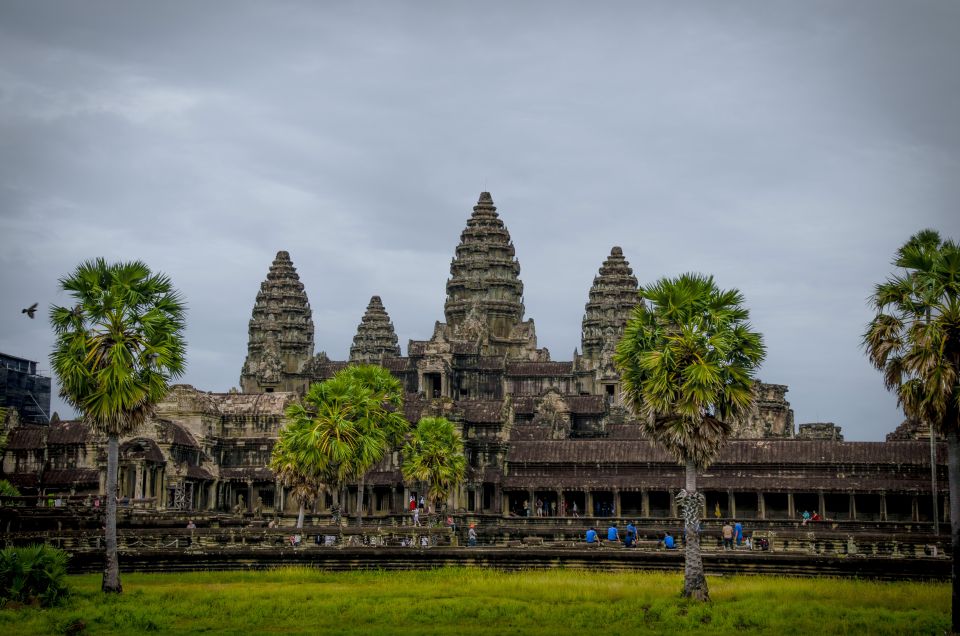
[50,259,186,593]
[337,365,407,526]
[269,433,322,529]
[278,365,407,527]
[401,417,466,512]
[864,229,960,630]
[614,273,765,602]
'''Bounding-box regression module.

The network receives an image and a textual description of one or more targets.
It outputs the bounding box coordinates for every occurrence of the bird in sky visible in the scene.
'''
[21,302,38,319]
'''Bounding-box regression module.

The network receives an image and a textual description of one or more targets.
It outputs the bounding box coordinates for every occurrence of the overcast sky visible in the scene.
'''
[1,2,957,440]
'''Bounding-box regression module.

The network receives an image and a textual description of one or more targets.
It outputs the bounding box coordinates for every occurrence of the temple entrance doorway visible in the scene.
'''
[620,491,643,516]
[648,491,671,518]
[794,493,819,517]
[534,490,558,517]
[563,491,585,516]
[591,491,614,517]
[733,492,758,519]
[424,373,442,398]
[824,494,850,520]
[764,493,790,519]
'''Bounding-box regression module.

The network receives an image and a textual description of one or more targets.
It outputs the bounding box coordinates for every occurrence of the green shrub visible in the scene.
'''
[0,480,20,497]
[0,544,70,607]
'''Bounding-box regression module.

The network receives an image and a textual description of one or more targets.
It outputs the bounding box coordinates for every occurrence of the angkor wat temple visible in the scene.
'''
[0,193,944,526]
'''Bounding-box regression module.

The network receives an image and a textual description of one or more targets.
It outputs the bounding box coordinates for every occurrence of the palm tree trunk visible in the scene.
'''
[356,476,365,527]
[946,429,960,633]
[682,457,709,602]
[102,434,122,593]
[297,501,305,530]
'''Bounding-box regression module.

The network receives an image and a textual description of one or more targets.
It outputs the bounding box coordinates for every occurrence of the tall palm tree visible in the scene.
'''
[401,417,466,513]
[337,365,407,526]
[50,259,186,593]
[614,273,765,602]
[278,366,407,527]
[864,229,960,631]
[269,433,321,529]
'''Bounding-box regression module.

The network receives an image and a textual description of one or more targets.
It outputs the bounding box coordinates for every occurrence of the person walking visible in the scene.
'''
[413,507,421,527]
[734,520,744,548]
[722,521,734,550]
[468,524,478,547]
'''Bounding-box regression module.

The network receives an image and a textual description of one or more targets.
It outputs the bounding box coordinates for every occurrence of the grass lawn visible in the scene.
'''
[0,568,948,635]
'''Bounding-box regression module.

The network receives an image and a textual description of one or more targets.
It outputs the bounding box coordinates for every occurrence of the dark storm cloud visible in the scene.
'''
[1,1,958,439]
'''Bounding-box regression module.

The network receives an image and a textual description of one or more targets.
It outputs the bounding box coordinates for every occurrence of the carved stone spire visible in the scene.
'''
[240,250,314,392]
[349,295,401,364]
[580,246,639,365]
[444,192,526,340]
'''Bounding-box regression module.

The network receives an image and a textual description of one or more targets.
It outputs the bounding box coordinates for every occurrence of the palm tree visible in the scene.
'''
[614,273,765,602]
[401,417,466,514]
[278,366,407,528]
[50,259,186,593]
[336,365,407,526]
[863,229,960,631]
[269,433,321,529]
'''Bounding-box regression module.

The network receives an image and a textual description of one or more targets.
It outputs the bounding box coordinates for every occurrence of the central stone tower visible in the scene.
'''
[438,192,543,358]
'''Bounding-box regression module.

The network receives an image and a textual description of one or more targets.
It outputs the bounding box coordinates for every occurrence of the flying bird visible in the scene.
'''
[21,303,38,319]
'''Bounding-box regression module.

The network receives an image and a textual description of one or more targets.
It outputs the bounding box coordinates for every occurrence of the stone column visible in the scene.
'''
[728,491,735,519]
[134,464,144,500]
[669,491,677,518]
[849,494,857,521]
[912,495,919,522]
[641,489,650,518]
[787,493,795,519]
[613,488,622,518]
[585,491,594,518]
[818,491,826,519]
[880,493,887,522]
[247,481,254,512]
[556,489,564,516]
[758,492,766,520]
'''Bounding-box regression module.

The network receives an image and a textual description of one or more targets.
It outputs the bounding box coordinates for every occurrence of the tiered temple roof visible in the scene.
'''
[349,296,401,364]
[580,246,639,364]
[444,192,526,341]
[240,250,314,392]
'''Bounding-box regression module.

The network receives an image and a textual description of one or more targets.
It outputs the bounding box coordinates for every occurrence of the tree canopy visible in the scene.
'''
[401,416,466,506]
[614,272,766,469]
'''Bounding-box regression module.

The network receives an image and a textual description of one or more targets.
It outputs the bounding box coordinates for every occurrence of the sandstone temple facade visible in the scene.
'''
[0,193,944,525]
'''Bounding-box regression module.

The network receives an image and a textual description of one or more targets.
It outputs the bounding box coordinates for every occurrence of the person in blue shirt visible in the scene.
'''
[625,522,637,547]
[607,524,620,543]
[734,521,743,547]
[664,532,676,549]
[586,528,599,544]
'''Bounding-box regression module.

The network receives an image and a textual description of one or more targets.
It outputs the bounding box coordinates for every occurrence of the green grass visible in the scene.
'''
[0,568,948,635]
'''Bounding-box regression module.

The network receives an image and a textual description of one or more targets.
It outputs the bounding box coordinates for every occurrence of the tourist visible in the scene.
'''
[418,495,425,510]
[561,499,568,516]
[607,523,620,543]
[551,501,557,517]
[734,520,743,547]
[409,495,416,511]
[664,532,676,549]
[523,499,530,517]
[811,511,821,522]
[572,501,579,517]
[625,521,637,548]
[801,510,811,525]
[186,520,196,529]
[413,507,421,527]
[586,527,599,544]
[468,524,478,547]
[536,498,543,517]
[721,522,734,550]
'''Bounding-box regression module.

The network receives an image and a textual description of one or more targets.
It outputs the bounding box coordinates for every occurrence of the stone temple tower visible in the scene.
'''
[349,295,401,364]
[578,247,639,398]
[441,192,541,358]
[240,250,314,393]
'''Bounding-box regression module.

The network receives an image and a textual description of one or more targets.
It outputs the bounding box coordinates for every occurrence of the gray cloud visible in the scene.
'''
[1,1,958,439]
